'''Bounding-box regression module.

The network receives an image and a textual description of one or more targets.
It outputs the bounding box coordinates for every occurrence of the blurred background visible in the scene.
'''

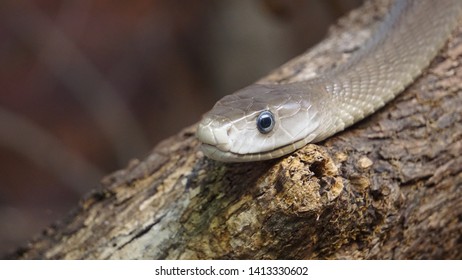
[0,0,361,256]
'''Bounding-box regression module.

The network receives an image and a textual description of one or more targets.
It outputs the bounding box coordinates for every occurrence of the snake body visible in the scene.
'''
[197,0,462,162]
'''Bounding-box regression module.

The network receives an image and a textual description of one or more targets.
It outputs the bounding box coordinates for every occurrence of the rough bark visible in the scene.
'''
[11,0,462,259]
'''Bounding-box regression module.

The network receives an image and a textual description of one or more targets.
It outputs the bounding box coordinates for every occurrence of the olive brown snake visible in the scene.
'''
[196,0,462,162]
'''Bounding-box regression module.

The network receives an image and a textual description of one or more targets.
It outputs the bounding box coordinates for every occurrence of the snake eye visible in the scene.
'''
[257,110,275,134]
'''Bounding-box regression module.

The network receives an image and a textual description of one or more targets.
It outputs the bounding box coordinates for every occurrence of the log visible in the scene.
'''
[11,0,462,259]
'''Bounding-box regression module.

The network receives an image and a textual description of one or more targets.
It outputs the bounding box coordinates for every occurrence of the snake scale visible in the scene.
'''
[196,0,462,162]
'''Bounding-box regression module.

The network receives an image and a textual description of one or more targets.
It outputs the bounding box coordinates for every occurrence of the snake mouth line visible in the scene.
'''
[200,134,315,162]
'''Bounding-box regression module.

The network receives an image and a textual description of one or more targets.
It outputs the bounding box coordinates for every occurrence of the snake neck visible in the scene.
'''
[311,0,462,142]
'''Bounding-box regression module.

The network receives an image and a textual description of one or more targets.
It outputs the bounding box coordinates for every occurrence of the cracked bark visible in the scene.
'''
[11,0,462,259]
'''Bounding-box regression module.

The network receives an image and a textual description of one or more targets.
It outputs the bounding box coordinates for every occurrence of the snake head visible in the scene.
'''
[196,83,322,162]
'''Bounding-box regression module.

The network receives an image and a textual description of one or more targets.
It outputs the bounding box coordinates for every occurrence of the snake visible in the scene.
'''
[196,0,462,162]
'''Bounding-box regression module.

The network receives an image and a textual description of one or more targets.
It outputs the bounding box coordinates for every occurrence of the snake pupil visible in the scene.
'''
[257,110,275,134]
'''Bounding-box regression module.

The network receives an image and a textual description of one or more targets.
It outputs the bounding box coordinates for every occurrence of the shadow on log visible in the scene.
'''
[10,0,462,259]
